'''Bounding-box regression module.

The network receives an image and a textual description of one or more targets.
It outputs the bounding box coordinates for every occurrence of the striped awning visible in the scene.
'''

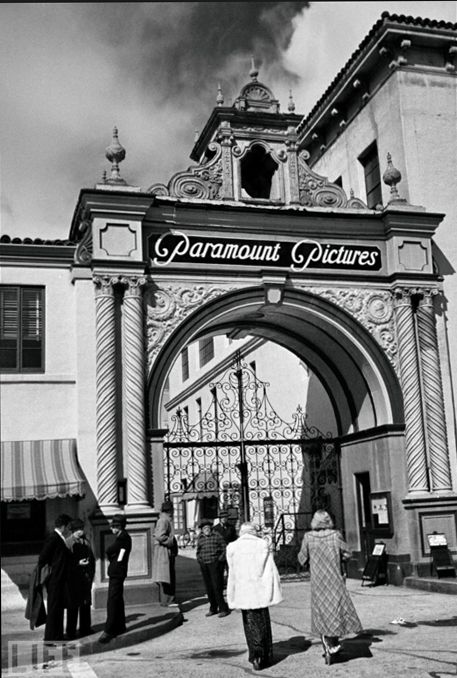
[1,439,87,502]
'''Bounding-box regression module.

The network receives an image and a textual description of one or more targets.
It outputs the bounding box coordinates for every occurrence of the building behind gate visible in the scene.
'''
[1,12,456,604]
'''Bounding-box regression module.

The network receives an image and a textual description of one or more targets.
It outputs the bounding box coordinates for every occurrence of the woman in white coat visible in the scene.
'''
[226,522,282,671]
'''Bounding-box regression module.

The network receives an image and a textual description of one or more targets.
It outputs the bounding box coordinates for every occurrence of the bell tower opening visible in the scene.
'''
[240,144,278,199]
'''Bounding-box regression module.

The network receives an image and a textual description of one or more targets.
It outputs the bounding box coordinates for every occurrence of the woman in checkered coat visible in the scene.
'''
[298,510,362,662]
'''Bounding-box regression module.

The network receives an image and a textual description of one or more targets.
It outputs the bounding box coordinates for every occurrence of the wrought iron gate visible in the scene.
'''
[164,356,343,543]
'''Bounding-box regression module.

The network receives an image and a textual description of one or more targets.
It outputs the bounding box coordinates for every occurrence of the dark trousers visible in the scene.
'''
[199,561,228,612]
[242,608,273,667]
[44,581,65,641]
[66,604,92,637]
[104,577,126,636]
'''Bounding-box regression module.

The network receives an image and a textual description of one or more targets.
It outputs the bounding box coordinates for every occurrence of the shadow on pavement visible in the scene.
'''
[416,616,457,627]
[178,596,208,613]
[175,555,207,611]
[334,630,389,662]
[187,648,246,659]
[271,635,312,665]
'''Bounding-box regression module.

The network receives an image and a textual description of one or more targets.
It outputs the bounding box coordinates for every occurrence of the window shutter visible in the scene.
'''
[0,288,19,339]
[21,288,42,341]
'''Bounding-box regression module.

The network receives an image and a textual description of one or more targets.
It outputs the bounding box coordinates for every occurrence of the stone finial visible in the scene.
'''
[105,126,127,185]
[383,152,402,202]
[249,56,259,82]
[288,89,295,112]
[216,83,224,106]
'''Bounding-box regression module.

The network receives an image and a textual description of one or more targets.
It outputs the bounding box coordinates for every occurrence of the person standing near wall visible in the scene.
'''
[38,513,72,642]
[151,500,178,606]
[226,522,282,671]
[297,509,363,665]
[65,518,95,639]
[98,514,132,644]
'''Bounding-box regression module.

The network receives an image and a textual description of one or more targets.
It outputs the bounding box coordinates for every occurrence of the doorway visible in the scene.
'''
[355,472,374,560]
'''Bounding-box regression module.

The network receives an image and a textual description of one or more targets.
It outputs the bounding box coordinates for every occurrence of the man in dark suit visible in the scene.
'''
[98,514,132,644]
[213,510,237,584]
[38,513,72,641]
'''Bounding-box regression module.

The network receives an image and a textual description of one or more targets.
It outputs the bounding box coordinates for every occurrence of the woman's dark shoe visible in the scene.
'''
[98,632,113,644]
[205,610,218,617]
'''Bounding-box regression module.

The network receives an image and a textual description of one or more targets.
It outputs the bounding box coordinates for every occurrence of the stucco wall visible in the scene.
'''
[1,266,77,441]
[340,431,409,557]
[310,68,457,479]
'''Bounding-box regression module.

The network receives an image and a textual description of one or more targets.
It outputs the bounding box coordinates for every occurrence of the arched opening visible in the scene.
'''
[240,144,278,199]
[146,286,404,558]
[147,287,403,433]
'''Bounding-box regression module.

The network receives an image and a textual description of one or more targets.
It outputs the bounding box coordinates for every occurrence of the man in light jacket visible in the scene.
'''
[227,522,282,671]
[151,500,177,606]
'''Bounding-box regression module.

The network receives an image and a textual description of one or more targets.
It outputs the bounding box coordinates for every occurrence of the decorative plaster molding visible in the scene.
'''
[148,142,223,200]
[121,275,147,297]
[297,150,368,209]
[398,241,429,271]
[99,223,138,258]
[144,283,240,370]
[74,217,93,265]
[297,285,397,371]
[93,275,122,297]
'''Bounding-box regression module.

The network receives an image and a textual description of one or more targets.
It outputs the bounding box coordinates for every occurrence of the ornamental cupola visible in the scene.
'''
[148,61,367,209]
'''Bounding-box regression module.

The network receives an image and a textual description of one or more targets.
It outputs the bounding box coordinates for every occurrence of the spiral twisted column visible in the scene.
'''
[122,276,149,508]
[416,290,451,491]
[94,276,120,509]
[393,288,428,492]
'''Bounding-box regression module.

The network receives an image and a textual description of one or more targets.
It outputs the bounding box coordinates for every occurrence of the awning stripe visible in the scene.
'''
[1,439,87,502]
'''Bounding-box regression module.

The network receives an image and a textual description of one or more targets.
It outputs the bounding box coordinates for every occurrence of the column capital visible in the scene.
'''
[93,275,122,297]
[121,275,147,297]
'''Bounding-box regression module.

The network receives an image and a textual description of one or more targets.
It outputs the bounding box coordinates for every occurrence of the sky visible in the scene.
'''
[1,1,456,241]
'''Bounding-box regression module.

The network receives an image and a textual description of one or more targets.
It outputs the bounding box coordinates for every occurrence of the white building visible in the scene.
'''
[1,12,456,605]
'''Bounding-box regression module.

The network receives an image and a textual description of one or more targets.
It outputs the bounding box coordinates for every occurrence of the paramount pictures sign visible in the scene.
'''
[149,231,381,272]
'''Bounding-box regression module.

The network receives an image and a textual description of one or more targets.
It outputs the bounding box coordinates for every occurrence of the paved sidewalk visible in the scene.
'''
[2,551,457,677]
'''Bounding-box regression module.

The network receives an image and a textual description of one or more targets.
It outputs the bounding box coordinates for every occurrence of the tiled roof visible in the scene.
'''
[297,12,457,134]
[0,235,75,246]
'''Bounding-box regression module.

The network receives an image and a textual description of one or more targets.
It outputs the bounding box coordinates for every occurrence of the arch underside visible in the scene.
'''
[148,287,403,434]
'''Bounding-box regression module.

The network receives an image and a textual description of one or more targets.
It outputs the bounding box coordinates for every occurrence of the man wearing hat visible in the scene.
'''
[196,519,230,618]
[65,518,95,639]
[98,514,132,644]
[151,500,177,606]
[213,510,237,584]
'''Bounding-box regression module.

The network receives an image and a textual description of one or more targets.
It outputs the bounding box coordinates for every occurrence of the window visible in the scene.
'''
[199,337,214,367]
[0,500,46,556]
[359,142,382,209]
[181,346,189,381]
[0,286,44,371]
[240,144,278,199]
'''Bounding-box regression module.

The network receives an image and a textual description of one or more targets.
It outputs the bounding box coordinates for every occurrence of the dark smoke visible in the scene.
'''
[85,2,310,105]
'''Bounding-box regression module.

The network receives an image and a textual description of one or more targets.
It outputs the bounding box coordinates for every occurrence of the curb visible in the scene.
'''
[2,605,183,670]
